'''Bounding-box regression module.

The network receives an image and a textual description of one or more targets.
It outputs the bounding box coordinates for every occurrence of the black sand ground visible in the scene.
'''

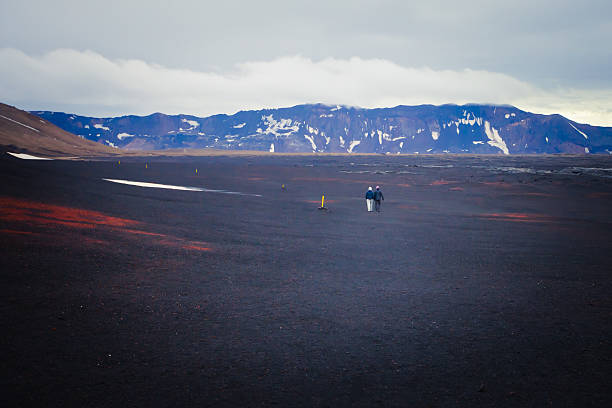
[1,153,611,407]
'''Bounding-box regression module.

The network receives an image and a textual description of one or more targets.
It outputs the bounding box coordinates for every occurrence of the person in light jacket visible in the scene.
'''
[374,185,384,212]
[365,186,374,212]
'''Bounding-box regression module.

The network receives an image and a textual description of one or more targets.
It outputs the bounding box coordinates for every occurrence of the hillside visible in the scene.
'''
[0,103,118,157]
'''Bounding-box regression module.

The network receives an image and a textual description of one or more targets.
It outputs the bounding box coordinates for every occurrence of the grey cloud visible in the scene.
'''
[1,0,611,88]
[1,49,611,125]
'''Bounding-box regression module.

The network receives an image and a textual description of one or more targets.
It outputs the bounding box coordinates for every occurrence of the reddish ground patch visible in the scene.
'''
[430,180,457,186]
[182,244,212,252]
[247,177,266,181]
[449,187,464,191]
[0,196,213,253]
[0,229,37,235]
[123,229,167,237]
[479,212,557,223]
[481,181,513,188]
[0,197,139,229]
[587,192,612,199]
[524,192,553,197]
[397,183,411,188]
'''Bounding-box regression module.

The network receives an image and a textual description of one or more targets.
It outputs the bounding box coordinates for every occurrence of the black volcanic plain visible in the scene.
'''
[1,152,611,407]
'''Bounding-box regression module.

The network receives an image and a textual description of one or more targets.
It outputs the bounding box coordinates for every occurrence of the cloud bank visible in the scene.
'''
[1,48,611,126]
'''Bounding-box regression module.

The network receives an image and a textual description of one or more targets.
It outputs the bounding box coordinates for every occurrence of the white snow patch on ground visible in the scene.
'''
[348,140,360,153]
[233,123,246,128]
[546,137,549,143]
[117,132,135,140]
[103,179,262,196]
[324,135,331,145]
[269,143,275,152]
[399,142,404,149]
[426,148,433,152]
[568,122,588,139]
[0,114,40,132]
[105,140,118,148]
[181,118,199,128]
[84,124,89,128]
[505,114,510,119]
[431,131,439,141]
[7,152,53,160]
[391,136,406,141]
[472,141,484,145]
[339,135,345,147]
[484,121,509,155]
[511,113,516,117]
[320,114,334,118]
[331,105,341,111]
[585,147,590,153]
[416,128,424,134]
[377,130,383,145]
[94,124,110,131]
[304,134,317,151]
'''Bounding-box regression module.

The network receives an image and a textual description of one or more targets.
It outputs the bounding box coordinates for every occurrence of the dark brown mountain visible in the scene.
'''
[1,103,117,157]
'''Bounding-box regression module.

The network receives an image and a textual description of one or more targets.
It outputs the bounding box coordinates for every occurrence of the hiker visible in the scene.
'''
[365,186,374,212]
[374,185,384,212]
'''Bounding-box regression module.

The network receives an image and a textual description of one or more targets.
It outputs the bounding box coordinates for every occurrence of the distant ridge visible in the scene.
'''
[32,103,612,154]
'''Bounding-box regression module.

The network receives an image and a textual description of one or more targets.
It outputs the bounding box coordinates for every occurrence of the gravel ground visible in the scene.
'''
[1,152,611,407]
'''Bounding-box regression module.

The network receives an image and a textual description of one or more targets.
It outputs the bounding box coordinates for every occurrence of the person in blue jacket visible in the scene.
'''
[374,185,384,212]
[365,186,374,212]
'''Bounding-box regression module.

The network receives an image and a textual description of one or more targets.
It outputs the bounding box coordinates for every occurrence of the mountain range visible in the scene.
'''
[28,104,612,155]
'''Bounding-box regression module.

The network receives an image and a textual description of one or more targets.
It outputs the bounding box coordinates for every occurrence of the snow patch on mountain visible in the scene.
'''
[94,124,110,131]
[432,131,439,141]
[117,132,135,140]
[307,125,318,135]
[258,115,300,136]
[348,140,360,153]
[568,122,588,139]
[233,123,246,128]
[304,134,317,151]
[484,121,509,155]
[181,118,199,129]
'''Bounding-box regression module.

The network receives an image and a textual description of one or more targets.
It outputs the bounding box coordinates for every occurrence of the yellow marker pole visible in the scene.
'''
[321,195,325,208]
[145,163,148,169]
[195,168,198,174]
[118,160,120,165]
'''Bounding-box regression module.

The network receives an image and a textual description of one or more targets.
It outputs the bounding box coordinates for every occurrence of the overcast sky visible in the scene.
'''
[1,0,611,125]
